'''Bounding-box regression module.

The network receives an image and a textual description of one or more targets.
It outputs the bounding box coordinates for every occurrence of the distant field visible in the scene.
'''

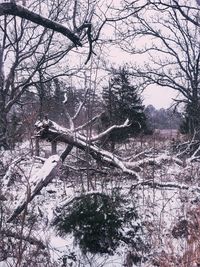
[154,129,181,139]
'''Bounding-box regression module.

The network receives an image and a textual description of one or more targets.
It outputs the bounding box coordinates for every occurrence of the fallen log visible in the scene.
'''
[7,155,61,223]
[34,119,140,178]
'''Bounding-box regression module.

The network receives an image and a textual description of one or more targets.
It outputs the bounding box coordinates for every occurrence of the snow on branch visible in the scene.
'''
[0,2,82,46]
[35,119,140,179]
[130,179,200,194]
[125,154,184,169]
[7,155,61,223]
[1,229,45,249]
[2,156,26,191]
[89,119,130,142]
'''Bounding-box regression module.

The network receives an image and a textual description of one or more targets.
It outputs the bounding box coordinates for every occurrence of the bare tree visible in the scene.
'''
[0,0,109,149]
[150,0,200,28]
[115,0,200,134]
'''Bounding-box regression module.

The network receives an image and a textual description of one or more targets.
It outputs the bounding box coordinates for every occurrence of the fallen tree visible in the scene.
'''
[7,116,137,222]
[7,155,62,223]
[34,118,140,178]
[7,114,200,223]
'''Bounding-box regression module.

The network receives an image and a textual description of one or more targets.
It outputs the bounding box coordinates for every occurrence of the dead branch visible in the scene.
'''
[34,119,140,179]
[130,179,200,193]
[126,154,184,168]
[1,229,45,249]
[7,155,62,223]
[2,156,26,190]
[0,2,82,46]
[89,119,130,142]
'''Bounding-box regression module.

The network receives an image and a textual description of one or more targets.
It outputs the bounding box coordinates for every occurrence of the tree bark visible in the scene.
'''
[0,108,9,150]
[0,47,8,149]
[35,119,139,178]
[51,141,57,155]
[35,137,40,156]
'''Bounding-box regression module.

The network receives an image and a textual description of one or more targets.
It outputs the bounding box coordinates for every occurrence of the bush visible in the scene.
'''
[53,193,123,254]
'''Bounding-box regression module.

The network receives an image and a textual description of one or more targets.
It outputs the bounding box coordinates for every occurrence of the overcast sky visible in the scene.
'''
[106,45,177,109]
[142,85,178,109]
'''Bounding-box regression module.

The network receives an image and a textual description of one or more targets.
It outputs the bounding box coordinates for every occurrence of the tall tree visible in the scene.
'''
[101,67,147,149]
[0,0,105,149]
[116,0,200,134]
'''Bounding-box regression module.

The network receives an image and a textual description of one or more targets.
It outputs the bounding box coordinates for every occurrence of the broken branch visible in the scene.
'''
[7,155,61,223]
[0,2,82,46]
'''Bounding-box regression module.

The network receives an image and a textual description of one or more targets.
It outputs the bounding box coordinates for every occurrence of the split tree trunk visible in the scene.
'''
[35,119,139,178]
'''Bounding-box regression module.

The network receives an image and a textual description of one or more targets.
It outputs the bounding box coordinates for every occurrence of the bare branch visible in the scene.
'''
[72,88,89,121]
[131,179,200,193]
[1,229,45,249]
[89,119,130,142]
[74,112,104,132]
[0,2,82,46]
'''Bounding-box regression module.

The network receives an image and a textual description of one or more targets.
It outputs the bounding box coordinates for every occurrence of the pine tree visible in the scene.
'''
[102,67,147,149]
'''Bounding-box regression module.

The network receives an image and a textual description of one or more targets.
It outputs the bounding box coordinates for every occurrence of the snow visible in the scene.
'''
[1,140,200,266]
[30,154,60,185]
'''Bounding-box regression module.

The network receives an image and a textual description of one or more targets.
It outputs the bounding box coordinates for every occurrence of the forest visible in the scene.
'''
[1,0,200,266]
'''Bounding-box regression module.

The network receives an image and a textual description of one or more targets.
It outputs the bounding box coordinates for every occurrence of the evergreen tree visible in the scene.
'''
[180,102,200,135]
[101,67,147,149]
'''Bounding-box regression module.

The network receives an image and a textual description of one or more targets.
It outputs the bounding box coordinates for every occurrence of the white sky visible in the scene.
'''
[142,85,178,109]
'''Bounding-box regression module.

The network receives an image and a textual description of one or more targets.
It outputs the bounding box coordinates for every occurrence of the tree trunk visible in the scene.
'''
[51,141,57,155]
[0,104,9,150]
[189,97,200,136]
[35,119,139,178]
[35,137,40,156]
[0,46,9,150]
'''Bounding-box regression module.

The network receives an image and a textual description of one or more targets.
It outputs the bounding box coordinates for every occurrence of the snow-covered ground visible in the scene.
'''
[1,139,200,266]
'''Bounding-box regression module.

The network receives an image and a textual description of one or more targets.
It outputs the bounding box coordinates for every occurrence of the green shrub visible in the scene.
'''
[53,192,123,254]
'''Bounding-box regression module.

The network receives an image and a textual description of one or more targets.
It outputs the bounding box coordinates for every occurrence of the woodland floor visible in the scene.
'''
[0,136,200,267]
